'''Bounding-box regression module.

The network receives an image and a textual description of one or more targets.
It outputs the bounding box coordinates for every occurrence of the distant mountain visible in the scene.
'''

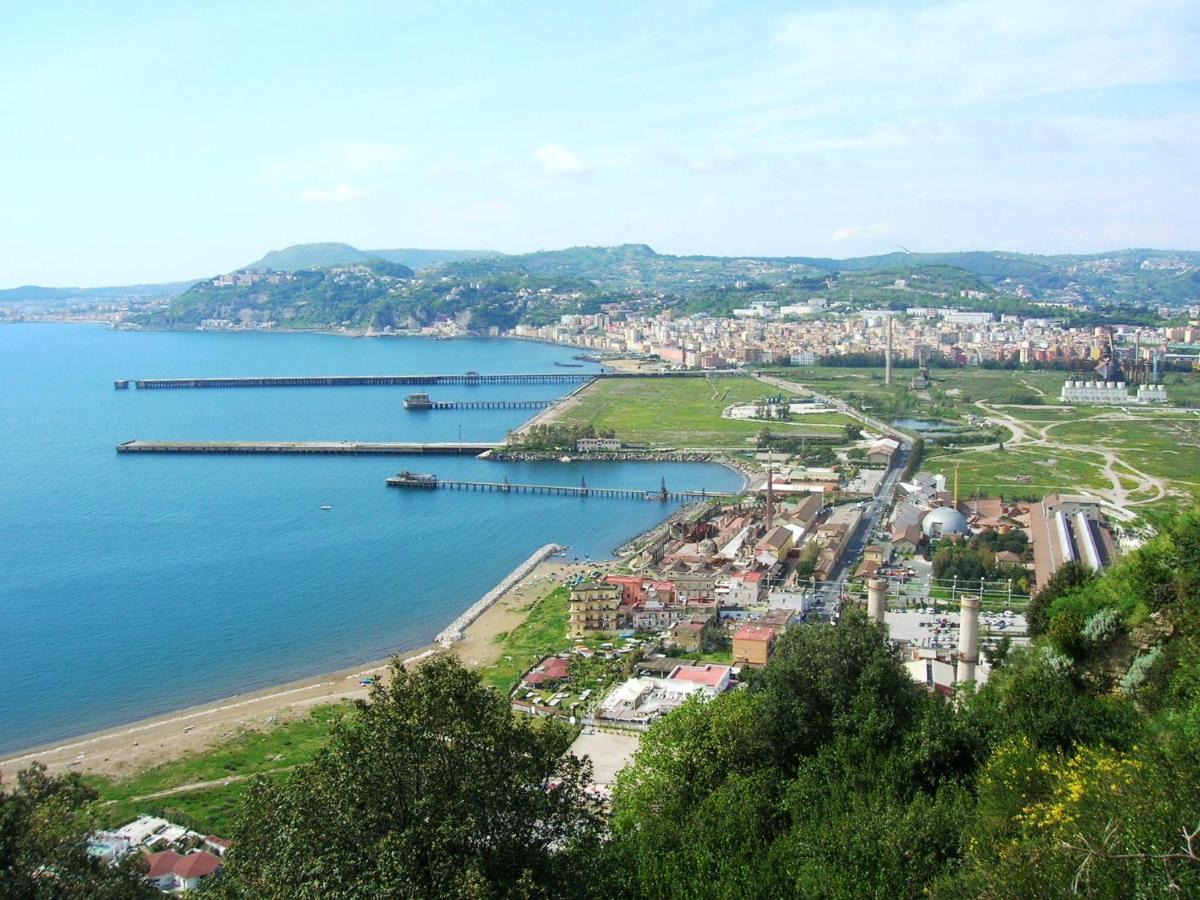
[245,242,503,272]
[0,280,196,304]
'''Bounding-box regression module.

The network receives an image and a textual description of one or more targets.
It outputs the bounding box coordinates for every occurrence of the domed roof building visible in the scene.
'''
[922,506,969,539]
[698,538,718,557]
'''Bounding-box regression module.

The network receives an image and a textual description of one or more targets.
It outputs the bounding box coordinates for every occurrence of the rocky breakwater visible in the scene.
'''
[434,543,563,647]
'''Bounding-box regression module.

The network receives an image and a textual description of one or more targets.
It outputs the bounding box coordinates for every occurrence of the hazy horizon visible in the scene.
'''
[3,0,1198,286]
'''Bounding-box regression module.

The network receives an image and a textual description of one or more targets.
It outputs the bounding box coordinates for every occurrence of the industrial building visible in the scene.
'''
[1028,494,1118,589]
[1059,380,1169,405]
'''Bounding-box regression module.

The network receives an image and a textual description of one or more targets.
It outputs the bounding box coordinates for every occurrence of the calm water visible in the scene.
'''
[0,325,741,753]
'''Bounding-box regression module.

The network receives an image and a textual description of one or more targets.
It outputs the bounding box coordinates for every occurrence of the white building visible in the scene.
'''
[1059,380,1132,405]
[1137,384,1168,403]
[576,438,622,452]
[596,664,732,725]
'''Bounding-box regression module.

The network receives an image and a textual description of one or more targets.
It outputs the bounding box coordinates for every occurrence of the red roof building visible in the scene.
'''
[521,656,571,688]
[145,850,222,891]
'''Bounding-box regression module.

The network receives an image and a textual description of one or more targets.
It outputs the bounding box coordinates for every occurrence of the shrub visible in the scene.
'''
[1120,646,1164,696]
[1082,607,1124,644]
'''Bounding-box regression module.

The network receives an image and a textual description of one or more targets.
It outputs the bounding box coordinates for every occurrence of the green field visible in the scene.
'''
[555,376,856,447]
[1044,412,1200,503]
[480,585,572,694]
[923,446,1111,500]
[87,703,353,836]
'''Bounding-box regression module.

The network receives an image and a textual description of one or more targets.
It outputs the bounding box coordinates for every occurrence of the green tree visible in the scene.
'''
[0,763,157,898]
[217,656,601,899]
[1027,560,1095,636]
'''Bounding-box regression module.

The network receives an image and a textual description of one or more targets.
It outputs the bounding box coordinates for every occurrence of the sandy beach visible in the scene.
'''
[0,557,604,783]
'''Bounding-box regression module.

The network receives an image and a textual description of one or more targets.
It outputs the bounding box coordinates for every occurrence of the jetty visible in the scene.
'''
[403,392,554,411]
[434,543,562,646]
[386,473,735,502]
[117,440,498,455]
[128,373,594,389]
[118,370,748,390]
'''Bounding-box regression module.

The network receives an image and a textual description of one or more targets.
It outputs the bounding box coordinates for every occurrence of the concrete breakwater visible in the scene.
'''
[434,543,563,647]
[117,440,499,455]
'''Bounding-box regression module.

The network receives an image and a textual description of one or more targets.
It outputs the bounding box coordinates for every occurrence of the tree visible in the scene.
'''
[1027,560,1095,636]
[217,656,602,899]
[0,763,156,898]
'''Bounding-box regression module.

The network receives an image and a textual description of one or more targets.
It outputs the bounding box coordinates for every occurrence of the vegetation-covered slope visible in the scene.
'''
[8,514,1199,897]
[246,242,502,272]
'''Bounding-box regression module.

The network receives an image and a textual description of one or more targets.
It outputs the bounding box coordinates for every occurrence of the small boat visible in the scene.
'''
[320,505,333,510]
[559,455,572,463]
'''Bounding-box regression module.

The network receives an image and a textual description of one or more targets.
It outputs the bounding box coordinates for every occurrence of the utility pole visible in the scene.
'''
[885,313,894,385]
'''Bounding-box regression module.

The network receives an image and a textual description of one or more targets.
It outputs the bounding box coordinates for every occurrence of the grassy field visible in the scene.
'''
[555,376,856,447]
[1045,412,1200,503]
[923,446,1111,500]
[88,703,354,836]
[480,585,572,694]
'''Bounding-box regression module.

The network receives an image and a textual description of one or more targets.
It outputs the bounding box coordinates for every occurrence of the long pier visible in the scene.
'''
[386,475,734,502]
[130,373,594,389]
[406,399,555,411]
[117,440,498,455]
[121,370,748,389]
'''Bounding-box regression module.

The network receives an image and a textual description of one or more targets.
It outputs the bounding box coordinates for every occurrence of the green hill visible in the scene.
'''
[246,242,503,272]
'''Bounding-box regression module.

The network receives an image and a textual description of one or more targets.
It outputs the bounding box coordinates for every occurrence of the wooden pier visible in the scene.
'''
[117,440,498,455]
[403,392,553,411]
[386,474,734,502]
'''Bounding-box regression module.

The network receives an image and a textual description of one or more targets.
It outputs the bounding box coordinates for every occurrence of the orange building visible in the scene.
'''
[732,624,777,668]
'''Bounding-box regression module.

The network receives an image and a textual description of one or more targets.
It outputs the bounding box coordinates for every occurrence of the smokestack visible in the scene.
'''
[957,594,980,686]
[867,577,887,624]
[885,314,893,385]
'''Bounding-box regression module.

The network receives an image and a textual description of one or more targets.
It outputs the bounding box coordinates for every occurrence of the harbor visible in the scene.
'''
[386,471,735,502]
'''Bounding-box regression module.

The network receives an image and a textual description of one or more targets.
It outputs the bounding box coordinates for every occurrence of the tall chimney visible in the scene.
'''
[885,314,893,385]
[957,594,980,686]
[867,577,887,624]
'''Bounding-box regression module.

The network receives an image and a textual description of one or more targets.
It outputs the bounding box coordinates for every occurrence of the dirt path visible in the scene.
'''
[967,402,1171,516]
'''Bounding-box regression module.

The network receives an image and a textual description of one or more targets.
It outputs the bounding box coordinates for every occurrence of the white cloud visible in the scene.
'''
[689,144,742,173]
[264,141,408,188]
[300,185,370,203]
[769,1,1200,109]
[533,144,592,175]
[831,222,898,243]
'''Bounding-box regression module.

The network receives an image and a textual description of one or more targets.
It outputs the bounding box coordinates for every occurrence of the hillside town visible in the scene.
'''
[510,302,1200,377]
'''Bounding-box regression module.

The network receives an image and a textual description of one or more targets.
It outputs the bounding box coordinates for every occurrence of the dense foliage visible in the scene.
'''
[213,656,602,898]
[0,764,156,897]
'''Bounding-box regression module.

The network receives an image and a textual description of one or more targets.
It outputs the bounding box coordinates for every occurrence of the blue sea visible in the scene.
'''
[0,325,742,754]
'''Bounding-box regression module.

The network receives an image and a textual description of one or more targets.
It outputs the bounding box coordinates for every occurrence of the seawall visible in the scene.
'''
[434,543,563,646]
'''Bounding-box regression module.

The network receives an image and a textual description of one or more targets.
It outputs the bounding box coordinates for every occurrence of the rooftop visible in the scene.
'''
[668,663,733,687]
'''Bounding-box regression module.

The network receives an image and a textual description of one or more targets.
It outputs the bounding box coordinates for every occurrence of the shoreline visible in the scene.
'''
[0,328,736,781]
[0,554,606,782]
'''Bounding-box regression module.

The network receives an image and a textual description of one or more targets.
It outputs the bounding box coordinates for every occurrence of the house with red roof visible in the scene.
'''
[145,849,222,892]
[521,655,571,689]
[667,663,733,693]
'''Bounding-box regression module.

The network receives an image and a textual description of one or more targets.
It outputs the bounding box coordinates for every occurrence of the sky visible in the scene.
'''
[1,0,1199,286]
